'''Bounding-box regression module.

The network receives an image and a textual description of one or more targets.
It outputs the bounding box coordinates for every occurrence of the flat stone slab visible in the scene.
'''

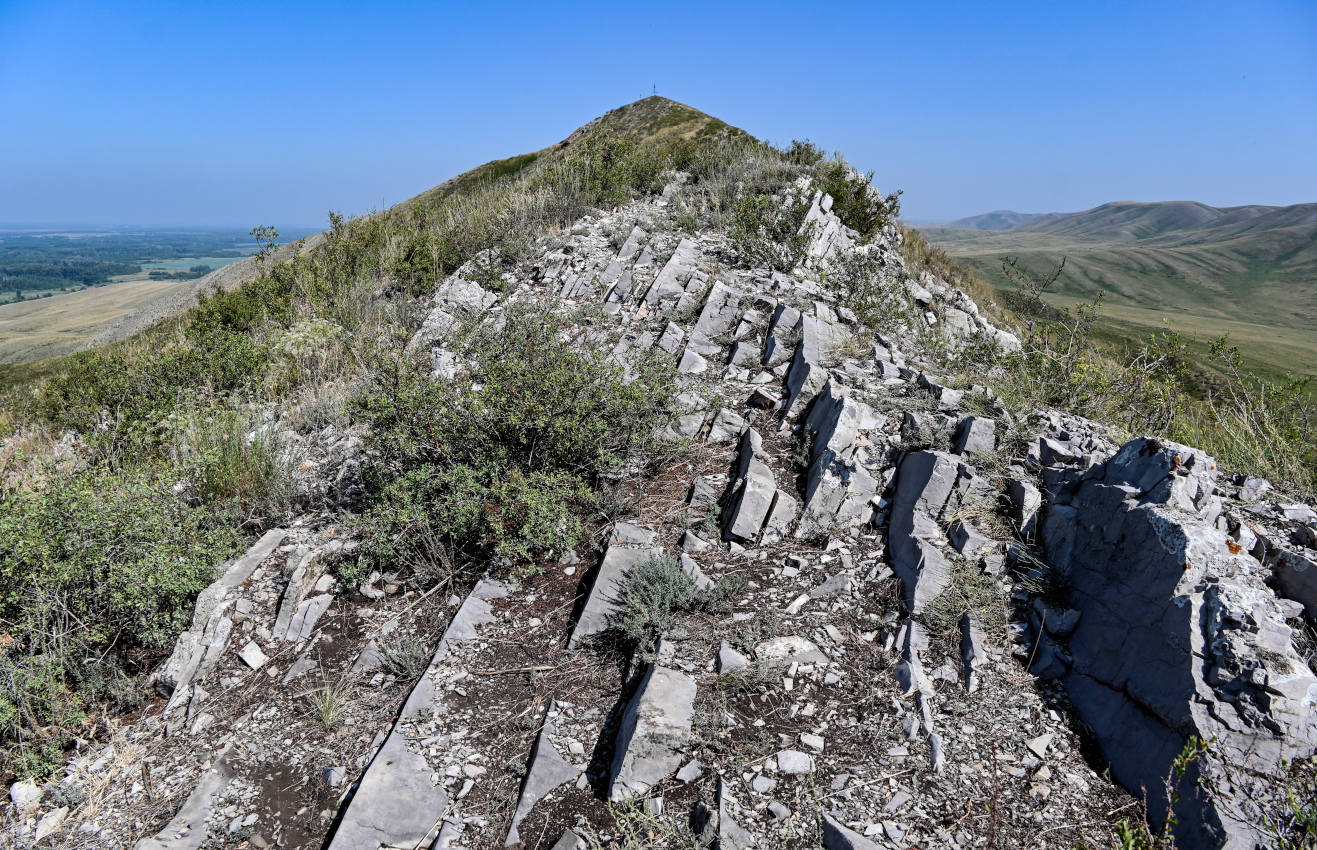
[134,748,235,850]
[609,665,697,800]
[505,719,580,846]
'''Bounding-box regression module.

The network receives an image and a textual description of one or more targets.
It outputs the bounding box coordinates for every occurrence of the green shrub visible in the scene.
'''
[175,409,294,523]
[0,468,241,749]
[826,247,914,329]
[813,157,902,239]
[352,304,675,578]
[782,138,825,167]
[608,555,733,652]
[729,193,811,271]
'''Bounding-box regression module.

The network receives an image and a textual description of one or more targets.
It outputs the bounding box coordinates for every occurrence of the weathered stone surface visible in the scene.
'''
[1042,437,1317,848]
[1007,478,1042,537]
[820,813,882,850]
[892,619,930,695]
[775,749,814,775]
[800,189,859,265]
[755,636,828,666]
[761,489,799,544]
[657,321,685,354]
[569,523,661,648]
[327,580,508,850]
[948,519,993,560]
[644,238,698,304]
[960,613,989,693]
[600,226,647,289]
[718,776,759,849]
[156,529,286,703]
[724,431,777,542]
[708,408,746,443]
[505,720,581,846]
[728,340,761,368]
[954,416,996,456]
[802,380,878,465]
[718,641,751,674]
[1274,548,1317,622]
[1239,475,1272,501]
[692,280,744,338]
[889,451,960,613]
[783,316,827,415]
[609,665,696,800]
[237,641,267,670]
[763,304,803,367]
[678,349,708,374]
[135,748,235,850]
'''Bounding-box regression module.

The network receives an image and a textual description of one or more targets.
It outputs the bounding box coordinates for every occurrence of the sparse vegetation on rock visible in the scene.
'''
[0,96,1313,850]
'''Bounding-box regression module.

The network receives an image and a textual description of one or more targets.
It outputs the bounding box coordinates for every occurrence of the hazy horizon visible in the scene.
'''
[2,0,1314,227]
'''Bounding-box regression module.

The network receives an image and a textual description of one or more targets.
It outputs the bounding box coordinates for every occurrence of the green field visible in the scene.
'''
[0,276,193,363]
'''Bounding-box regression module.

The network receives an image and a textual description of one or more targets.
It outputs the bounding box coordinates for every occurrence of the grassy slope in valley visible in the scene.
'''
[924,200,1317,380]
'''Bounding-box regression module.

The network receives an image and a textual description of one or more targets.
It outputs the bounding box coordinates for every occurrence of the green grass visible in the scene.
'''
[922,227,1317,381]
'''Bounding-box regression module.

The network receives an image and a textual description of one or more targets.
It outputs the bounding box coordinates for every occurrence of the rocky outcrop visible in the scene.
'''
[1042,438,1317,848]
[37,142,1317,850]
[154,529,287,712]
[328,579,508,850]
[608,665,697,801]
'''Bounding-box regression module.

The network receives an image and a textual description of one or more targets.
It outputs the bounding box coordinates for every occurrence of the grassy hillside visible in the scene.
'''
[924,199,1317,379]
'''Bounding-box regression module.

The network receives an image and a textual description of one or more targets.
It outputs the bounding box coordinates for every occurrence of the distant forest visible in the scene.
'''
[0,231,255,298]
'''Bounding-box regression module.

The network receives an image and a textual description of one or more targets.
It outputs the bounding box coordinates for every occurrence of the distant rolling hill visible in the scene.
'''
[923,200,1317,379]
[942,210,1064,231]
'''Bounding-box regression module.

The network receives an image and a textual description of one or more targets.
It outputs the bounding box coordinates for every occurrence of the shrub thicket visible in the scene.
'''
[728,192,812,271]
[0,468,241,774]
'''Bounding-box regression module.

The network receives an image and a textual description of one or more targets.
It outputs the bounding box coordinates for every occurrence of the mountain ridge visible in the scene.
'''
[942,199,1317,242]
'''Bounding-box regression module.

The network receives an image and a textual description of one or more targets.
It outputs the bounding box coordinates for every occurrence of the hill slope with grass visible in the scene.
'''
[924,199,1317,380]
[1,100,1314,850]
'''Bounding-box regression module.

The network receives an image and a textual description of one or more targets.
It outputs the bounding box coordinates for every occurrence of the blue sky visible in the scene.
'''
[1,0,1313,227]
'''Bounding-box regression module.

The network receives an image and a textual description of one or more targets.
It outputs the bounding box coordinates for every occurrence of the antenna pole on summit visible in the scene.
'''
[652,83,657,96]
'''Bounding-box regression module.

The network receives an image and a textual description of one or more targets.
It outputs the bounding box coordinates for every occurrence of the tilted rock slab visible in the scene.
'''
[609,664,697,801]
[326,579,508,850]
[505,717,581,847]
[155,529,287,711]
[135,747,235,850]
[889,451,990,613]
[568,521,661,649]
[1043,437,1317,849]
[723,429,777,542]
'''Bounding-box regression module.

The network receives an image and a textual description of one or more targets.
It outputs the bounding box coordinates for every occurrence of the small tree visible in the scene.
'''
[250,225,280,264]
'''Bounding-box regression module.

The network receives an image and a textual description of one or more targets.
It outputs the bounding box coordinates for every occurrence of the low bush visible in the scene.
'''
[813,157,902,239]
[729,192,812,271]
[0,468,241,765]
[826,247,914,330]
[608,555,734,653]
[352,305,676,580]
[172,409,294,525]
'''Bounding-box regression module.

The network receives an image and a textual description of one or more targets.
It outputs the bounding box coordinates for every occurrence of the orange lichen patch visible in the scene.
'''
[1226,539,1243,555]
[1183,560,1193,571]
